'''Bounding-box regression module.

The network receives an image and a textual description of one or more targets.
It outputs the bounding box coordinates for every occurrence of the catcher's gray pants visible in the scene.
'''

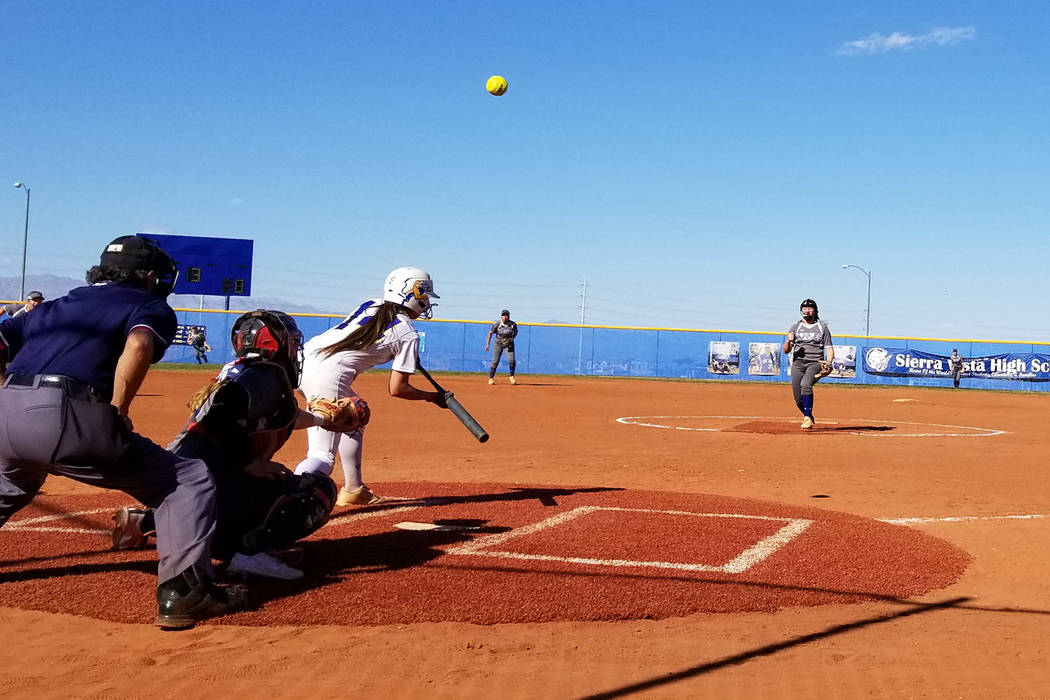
[0,381,217,582]
[790,359,822,412]
[490,342,516,376]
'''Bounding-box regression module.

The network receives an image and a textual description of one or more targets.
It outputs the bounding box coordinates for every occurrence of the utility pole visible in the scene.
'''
[576,277,588,374]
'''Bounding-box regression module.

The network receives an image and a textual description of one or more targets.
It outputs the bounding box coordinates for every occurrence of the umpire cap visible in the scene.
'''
[100,235,179,297]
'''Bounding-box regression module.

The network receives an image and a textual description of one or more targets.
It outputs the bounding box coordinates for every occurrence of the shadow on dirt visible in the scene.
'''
[580,597,972,699]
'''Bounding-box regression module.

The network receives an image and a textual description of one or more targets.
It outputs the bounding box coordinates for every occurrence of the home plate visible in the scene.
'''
[395,521,481,532]
[893,399,918,403]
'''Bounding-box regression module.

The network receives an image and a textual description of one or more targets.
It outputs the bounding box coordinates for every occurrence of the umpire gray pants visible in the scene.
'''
[0,384,217,582]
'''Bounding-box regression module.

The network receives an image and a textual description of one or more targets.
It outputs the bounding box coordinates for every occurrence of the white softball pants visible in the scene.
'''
[294,359,366,490]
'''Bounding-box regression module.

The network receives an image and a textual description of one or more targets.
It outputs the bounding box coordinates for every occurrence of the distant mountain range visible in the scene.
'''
[0,275,326,314]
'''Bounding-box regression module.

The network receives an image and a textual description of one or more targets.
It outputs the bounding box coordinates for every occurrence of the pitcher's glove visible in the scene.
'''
[308,396,371,432]
[815,360,834,380]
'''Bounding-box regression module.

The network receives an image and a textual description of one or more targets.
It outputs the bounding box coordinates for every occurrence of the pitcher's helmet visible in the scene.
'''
[382,267,439,319]
[230,310,305,386]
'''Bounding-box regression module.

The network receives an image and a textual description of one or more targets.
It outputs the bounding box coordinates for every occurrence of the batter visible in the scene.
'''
[294,267,446,505]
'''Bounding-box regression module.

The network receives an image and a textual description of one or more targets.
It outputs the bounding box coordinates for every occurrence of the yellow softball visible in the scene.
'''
[486,75,508,96]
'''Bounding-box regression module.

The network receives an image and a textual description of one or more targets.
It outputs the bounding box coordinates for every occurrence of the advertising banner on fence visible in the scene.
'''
[863,347,1050,381]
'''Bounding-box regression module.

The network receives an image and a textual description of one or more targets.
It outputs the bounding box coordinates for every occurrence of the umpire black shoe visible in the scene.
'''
[155,566,250,630]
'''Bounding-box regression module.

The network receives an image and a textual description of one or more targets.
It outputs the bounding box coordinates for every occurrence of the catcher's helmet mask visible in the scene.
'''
[231,310,305,386]
[100,235,179,298]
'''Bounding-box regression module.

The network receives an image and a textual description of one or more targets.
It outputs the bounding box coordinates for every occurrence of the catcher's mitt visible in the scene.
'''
[815,360,834,380]
[308,396,371,432]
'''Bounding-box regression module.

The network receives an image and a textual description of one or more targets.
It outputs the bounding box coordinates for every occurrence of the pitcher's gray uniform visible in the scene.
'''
[783,298,833,428]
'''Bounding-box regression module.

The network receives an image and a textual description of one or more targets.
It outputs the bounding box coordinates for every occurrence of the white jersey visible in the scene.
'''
[302,299,420,389]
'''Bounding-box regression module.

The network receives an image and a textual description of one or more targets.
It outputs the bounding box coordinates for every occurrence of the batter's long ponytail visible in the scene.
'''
[318,301,404,358]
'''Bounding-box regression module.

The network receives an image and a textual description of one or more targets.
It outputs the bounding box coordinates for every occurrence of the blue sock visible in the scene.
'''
[801,395,814,418]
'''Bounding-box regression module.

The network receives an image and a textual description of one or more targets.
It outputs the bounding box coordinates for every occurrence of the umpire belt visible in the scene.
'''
[2,374,103,402]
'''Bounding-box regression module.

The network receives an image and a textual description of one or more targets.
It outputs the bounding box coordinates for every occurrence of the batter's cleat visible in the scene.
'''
[488,378,495,385]
[800,416,814,430]
[227,551,304,581]
[111,507,152,550]
[336,484,383,507]
[509,376,517,385]
[155,566,250,630]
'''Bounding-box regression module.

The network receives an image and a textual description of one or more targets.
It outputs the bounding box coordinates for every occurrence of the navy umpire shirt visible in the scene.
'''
[0,282,177,399]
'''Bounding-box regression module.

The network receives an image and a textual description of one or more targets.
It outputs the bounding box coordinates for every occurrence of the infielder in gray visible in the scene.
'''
[782,298,834,430]
[486,309,519,384]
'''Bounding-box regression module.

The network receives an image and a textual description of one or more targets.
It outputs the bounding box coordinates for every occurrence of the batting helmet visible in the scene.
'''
[382,267,439,319]
[230,310,305,387]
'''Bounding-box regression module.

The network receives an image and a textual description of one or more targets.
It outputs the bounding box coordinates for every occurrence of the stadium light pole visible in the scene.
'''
[841,264,871,337]
[13,182,30,301]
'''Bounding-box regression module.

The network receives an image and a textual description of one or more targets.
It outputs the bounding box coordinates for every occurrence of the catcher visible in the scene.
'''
[782,298,835,430]
[112,310,368,581]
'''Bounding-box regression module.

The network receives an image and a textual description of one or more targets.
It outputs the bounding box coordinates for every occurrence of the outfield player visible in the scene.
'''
[293,267,445,506]
[950,348,965,388]
[189,328,211,364]
[0,236,246,629]
[485,309,519,384]
[112,310,340,581]
[782,298,835,430]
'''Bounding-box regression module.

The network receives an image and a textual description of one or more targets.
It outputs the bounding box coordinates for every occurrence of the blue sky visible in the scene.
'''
[3,1,1048,340]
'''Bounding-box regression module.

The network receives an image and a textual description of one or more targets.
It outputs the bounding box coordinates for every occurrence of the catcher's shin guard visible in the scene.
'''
[242,473,337,553]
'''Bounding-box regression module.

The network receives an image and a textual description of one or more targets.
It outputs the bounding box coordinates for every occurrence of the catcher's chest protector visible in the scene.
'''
[186,360,298,458]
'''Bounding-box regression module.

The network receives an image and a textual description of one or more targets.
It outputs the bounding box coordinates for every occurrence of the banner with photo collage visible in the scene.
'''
[830,345,857,378]
[863,347,1050,381]
[708,341,740,375]
[747,342,781,376]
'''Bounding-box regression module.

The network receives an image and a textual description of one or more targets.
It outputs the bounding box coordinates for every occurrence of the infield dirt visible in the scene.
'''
[1,370,1048,698]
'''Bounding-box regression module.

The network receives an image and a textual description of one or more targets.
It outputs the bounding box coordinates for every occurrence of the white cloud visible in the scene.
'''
[231,197,245,206]
[838,26,975,55]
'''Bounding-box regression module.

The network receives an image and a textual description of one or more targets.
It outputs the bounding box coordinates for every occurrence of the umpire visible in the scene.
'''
[0,235,246,629]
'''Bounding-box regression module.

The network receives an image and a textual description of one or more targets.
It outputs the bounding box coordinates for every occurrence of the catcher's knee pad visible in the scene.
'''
[242,473,337,553]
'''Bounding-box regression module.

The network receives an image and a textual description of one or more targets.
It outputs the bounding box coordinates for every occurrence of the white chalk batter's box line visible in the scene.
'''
[617,415,1006,438]
[445,506,813,574]
[4,504,1046,540]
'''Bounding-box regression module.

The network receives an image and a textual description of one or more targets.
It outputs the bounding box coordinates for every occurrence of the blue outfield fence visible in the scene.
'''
[169,309,1050,393]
